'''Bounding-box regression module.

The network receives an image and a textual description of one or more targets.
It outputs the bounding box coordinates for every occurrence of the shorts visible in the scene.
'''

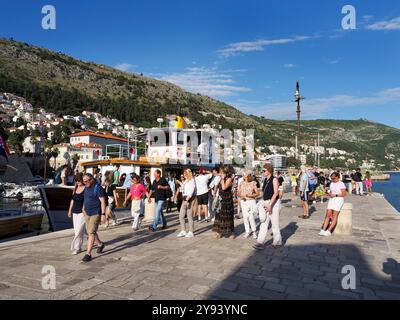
[108,202,116,211]
[309,184,316,192]
[197,193,209,205]
[327,197,345,212]
[85,215,101,234]
[300,191,310,202]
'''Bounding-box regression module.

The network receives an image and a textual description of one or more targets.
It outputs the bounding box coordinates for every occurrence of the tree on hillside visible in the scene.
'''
[287,157,302,168]
[7,131,24,154]
[71,153,80,170]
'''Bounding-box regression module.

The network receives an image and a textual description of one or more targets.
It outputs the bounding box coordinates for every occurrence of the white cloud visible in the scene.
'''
[329,60,339,64]
[157,67,251,97]
[217,35,312,58]
[241,87,400,120]
[284,64,295,68]
[114,63,137,72]
[366,17,400,31]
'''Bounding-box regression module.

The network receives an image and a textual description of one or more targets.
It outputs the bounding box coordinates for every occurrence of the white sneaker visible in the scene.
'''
[177,231,187,237]
[313,201,317,204]
[318,230,325,236]
[253,232,258,239]
[185,232,194,238]
[211,218,215,222]
[72,250,81,255]
[324,230,332,237]
[243,233,250,238]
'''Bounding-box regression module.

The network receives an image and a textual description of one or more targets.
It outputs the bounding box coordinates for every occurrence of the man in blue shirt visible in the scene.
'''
[82,173,107,262]
[147,170,170,232]
[308,167,318,202]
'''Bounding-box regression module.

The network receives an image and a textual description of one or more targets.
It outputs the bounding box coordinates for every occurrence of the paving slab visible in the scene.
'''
[0,193,399,300]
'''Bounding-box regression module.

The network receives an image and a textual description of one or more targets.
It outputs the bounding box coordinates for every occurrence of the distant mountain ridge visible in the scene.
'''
[1,38,399,169]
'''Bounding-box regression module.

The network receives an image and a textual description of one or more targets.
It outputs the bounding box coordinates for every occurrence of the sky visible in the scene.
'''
[1,0,400,127]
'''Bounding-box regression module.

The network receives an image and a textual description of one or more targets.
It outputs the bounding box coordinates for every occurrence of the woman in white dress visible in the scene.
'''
[319,172,347,237]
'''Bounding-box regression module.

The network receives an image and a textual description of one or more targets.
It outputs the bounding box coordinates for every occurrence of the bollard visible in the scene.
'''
[335,203,353,235]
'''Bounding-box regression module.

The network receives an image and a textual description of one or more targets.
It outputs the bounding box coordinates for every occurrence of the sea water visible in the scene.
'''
[373,172,400,213]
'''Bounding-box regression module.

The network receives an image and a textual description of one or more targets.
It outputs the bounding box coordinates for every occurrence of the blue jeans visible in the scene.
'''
[152,200,166,230]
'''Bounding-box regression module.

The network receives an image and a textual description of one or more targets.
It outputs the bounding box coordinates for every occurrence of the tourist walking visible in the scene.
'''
[299,166,310,219]
[291,172,298,195]
[103,178,118,227]
[67,173,86,255]
[147,170,170,232]
[353,168,364,196]
[124,175,148,230]
[82,173,107,262]
[253,164,282,250]
[212,167,235,240]
[319,172,347,236]
[195,168,212,222]
[166,172,176,213]
[238,170,259,239]
[177,169,196,238]
[365,171,373,193]
[174,174,185,213]
[308,167,318,203]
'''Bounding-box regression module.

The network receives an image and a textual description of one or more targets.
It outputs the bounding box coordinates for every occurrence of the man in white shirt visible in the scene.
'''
[195,168,212,222]
[208,167,221,222]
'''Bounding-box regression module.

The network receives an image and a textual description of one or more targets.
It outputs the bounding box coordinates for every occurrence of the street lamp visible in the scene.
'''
[294,81,305,159]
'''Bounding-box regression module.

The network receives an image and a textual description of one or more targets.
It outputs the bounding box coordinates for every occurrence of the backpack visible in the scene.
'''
[54,171,62,184]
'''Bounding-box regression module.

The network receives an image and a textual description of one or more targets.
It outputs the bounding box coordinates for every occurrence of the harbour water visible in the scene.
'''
[373,172,400,213]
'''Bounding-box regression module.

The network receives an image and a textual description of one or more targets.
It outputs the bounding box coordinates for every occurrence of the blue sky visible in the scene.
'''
[1,0,400,127]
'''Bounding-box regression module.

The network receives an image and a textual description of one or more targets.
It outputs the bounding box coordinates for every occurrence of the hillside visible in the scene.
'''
[1,38,400,169]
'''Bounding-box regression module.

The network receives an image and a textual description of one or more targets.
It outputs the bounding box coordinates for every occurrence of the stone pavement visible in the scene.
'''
[0,193,399,300]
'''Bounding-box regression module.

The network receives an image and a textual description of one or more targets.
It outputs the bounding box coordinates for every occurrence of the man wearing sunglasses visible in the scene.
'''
[82,173,107,262]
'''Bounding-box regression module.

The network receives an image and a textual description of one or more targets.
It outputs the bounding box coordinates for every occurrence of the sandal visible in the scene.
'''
[212,233,221,240]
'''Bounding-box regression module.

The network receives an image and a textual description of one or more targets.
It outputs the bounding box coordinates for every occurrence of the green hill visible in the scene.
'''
[1,38,399,169]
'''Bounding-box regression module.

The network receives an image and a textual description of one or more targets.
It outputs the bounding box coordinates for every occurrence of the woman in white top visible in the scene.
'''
[177,169,196,238]
[237,170,259,239]
[319,172,347,237]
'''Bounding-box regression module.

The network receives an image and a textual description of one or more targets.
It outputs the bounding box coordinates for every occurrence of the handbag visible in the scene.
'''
[212,189,222,214]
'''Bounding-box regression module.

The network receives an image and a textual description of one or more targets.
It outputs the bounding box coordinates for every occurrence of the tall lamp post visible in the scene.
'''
[294,81,305,160]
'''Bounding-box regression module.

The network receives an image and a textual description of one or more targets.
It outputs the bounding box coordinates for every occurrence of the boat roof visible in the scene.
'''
[80,158,217,170]
[80,159,163,168]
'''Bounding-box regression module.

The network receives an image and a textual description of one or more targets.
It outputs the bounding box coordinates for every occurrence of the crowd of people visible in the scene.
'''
[66,163,356,263]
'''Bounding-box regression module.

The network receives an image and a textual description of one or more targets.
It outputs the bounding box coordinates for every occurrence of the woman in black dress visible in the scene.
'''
[212,167,235,240]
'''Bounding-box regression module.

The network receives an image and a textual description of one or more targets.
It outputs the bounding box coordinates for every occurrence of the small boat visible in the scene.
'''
[0,208,44,239]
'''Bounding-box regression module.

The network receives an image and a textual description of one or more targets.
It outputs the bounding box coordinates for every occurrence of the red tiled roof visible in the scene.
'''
[70,131,128,142]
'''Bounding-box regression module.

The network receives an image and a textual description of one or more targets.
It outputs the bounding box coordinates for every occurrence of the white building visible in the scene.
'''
[69,131,128,155]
